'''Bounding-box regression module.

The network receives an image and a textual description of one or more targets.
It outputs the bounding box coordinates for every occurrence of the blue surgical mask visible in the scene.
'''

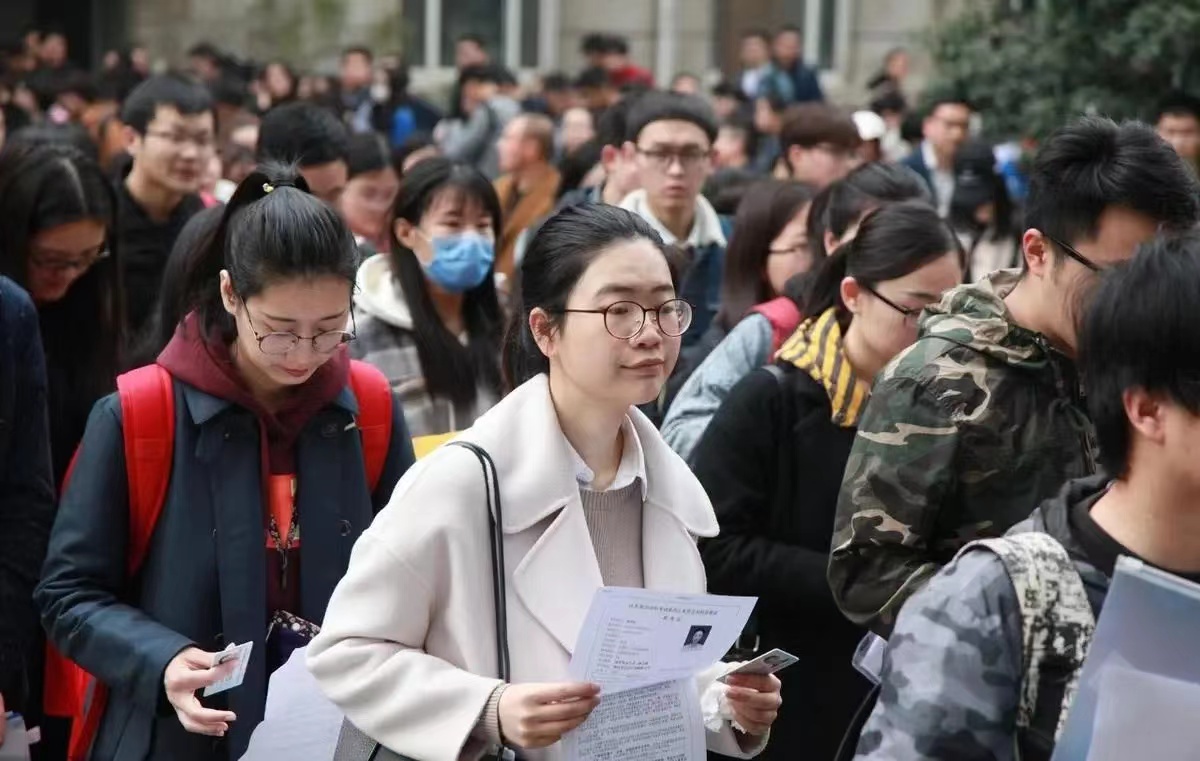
[422,233,495,292]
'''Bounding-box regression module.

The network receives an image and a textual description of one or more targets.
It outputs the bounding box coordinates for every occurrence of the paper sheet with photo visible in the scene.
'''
[567,587,756,692]
[565,587,756,761]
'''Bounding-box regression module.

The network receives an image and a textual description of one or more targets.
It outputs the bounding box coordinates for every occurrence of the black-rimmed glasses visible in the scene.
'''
[30,246,111,273]
[557,299,694,339]
[862,285,922,323]
[1043,233,1102,273]
[242,301,357,355]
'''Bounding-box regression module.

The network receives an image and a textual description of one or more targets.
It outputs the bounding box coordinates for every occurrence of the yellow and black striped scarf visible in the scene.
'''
[775,307,871,428]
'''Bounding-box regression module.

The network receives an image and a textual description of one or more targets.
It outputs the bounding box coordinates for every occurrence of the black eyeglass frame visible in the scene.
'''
[241,298,358,356]
[553,299,694,339]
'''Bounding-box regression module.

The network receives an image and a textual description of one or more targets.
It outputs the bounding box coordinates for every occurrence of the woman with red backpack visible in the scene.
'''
[34,164,415,761]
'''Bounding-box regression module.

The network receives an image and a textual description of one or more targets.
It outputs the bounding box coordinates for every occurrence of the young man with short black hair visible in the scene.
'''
[856,230,1200,759]
[779,102,861,187]
[620,92,725,346]
[832,117,1200,635]
[1155,91,1200,169]
[118,74,214,337]
[339,46,377,133]
[257,100,351,206]
[902,96,973,216]
[762,25,823,105]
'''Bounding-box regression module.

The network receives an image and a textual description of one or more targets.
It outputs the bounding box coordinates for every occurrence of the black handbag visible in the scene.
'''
[333,441,517,761]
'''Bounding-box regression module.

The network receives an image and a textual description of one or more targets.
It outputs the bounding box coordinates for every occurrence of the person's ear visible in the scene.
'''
[1123,387,1167,447]
[786,144,805,177]
[123,124,143,158]
[219,270,238,316]
[841,276,863,315]
[394,218,422,251]
[1022,229,1052,278]
[600,144,619,172]
[529,308,556,359]
[622,140,638,163]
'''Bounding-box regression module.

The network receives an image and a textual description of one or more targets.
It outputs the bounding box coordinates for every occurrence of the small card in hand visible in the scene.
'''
[719,648,799,682]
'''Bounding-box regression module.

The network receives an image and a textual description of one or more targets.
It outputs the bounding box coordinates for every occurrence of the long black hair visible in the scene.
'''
[390,157,504,405]
[170,162,359,341]
[715,179,815,331]
[0,139,123,404]
[800,200,964,331]
[504,204,674,388]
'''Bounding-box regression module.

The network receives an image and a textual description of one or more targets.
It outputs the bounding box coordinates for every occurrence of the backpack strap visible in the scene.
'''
[349,360,393,493]
[958,533,1096,755]
[749,297,803,355]
[117,364,177,573]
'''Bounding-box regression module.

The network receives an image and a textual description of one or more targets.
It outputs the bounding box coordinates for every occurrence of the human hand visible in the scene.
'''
[724,673,782,736]
[497,681,601,749]
[162,647,238,736]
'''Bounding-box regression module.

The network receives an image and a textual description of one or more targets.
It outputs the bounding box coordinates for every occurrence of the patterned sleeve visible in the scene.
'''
[854,550,1024,761]
[829,374,961,634]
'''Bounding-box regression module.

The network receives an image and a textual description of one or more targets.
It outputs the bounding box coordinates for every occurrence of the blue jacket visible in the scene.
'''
[35,379,415,761]
[678,240,727,349]
[0,277,55,713]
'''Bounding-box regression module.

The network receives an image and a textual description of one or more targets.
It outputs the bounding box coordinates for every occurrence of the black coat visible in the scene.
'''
[0,277,55,714]
[35,379,415,761]
[695,365,870,761]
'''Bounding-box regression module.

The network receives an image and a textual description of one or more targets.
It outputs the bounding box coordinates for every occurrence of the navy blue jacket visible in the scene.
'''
[678,240,727,349]
[0,277,55,713]
[35,378,414,761]
[901,148,935,200]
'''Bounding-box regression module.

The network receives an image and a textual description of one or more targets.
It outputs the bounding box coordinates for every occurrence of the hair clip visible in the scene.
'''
[263,182,275,194]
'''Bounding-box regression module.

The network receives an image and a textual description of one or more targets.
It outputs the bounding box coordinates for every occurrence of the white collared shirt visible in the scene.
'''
[619,189,728,250]
[568,415,648,500]
[922,141,956,219]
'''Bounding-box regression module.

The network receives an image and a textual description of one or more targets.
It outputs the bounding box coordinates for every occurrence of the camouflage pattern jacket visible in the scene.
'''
[853,476,1111,760]
[830,270,1098,634]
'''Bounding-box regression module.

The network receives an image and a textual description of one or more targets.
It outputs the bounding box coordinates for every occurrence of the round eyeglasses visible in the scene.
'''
[242,302,357,355]
[557,299,693,340]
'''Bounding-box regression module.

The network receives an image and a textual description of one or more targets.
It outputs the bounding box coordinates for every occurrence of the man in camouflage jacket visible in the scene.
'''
[829,117,1200,635]
[829,269,1097,634]
[855,231,1200,760]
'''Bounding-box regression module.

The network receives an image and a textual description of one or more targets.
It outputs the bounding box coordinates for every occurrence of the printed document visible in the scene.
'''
[565,587,756,761]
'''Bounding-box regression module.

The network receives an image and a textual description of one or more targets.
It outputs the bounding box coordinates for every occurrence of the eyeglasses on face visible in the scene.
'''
[1042,233,1102,273]
[29,246,111,273]
[556,299,694,339]
[635,147,712,171]
[144,129,216,151]
[242,300,357,355]
[862,284,922,323]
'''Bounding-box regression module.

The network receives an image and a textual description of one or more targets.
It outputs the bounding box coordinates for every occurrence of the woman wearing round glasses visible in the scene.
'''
[35,165,415,761]
[310,203,782,761]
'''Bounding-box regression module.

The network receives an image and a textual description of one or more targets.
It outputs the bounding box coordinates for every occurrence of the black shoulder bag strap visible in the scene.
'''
[449,441,517,761]
[334,442,517,761]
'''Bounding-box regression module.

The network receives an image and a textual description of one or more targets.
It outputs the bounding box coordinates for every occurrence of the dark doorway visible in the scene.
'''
[4,0,129,69]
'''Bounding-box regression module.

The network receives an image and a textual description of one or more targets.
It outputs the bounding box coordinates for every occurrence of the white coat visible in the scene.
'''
[308,374,766,761]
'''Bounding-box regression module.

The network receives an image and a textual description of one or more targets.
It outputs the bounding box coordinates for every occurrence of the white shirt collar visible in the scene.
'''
[922,141,956,218]
[619,189,727,249]
[569,415,648,500]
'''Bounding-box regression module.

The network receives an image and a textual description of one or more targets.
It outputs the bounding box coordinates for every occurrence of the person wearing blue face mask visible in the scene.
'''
[352,158,506,439]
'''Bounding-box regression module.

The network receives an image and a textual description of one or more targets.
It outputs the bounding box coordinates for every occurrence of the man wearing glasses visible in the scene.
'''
[903,97,973,218]
[118,75,214,339]
[619,92,726,349]
[831,117,1200,637]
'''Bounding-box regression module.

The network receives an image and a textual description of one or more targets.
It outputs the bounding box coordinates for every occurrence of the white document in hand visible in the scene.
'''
[567,587,756,692]
[565,587,757,761]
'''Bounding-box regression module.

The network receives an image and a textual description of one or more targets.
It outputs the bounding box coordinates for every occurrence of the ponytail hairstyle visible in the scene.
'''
[390,157,504,405]
[503,204,675,389]
[800,200,964,332]
[169,162,359,342]
[0,140,123,406]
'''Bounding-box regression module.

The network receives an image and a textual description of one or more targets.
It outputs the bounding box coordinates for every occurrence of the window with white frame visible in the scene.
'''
[402,0,545,70]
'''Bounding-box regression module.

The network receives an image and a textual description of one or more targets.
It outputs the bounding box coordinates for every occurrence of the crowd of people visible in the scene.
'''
[1,17,1200,761]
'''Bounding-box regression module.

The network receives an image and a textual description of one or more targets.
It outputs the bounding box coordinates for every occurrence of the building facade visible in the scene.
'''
[104,0,967,104]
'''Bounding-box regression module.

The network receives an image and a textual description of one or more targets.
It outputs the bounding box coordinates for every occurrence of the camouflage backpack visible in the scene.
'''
[959,532,1097,761]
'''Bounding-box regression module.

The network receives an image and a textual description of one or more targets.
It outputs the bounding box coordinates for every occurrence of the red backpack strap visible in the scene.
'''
[116,364,176,574]
[57,365,176,760]
[349,360,393,493]
[750,297,804,354]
